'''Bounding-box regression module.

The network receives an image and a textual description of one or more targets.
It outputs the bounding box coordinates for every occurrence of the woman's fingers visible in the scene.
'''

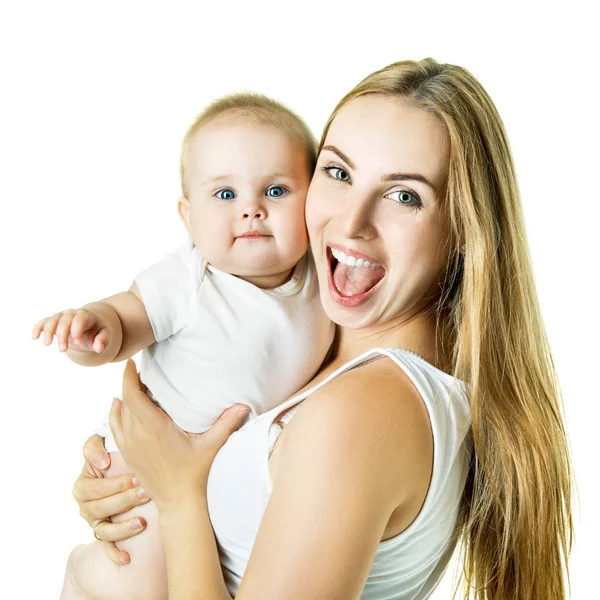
[123,358,142,397]
[103,541,131,565]
[73,471,135,504]
[93,516,147,544]
[95,519,148,566]
[109,398,125,452]
[78,485,150,525]
[203,404,251,451]
[82,434,111,471]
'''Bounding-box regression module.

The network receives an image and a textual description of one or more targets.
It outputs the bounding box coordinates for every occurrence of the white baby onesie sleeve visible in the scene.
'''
[93,241,197,451]
[133,242,196,342]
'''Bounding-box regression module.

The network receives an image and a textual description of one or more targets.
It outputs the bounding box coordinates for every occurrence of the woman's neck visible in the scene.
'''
[328,307,454,375]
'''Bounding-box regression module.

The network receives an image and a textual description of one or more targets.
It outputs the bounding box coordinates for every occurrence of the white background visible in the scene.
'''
[1,1,597,597]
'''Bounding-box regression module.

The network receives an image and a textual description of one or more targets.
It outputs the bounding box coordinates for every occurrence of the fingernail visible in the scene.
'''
[94,453,109,469]
[129,518,143,530]
[237,405,251,418]
[119,554,130,564]
[131,477,140,486]
[136,487,148,498]
[59,343,66,352]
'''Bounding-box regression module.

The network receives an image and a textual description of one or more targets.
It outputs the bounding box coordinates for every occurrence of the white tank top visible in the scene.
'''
[206,348,473,599]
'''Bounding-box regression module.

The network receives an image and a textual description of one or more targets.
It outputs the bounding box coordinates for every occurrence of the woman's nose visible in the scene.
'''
[340,195,377,239]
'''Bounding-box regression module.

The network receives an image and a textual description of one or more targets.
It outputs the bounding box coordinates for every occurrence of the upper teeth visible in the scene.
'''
[331,247,380,268]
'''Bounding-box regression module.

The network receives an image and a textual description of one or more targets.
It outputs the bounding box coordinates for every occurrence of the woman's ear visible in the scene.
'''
[177,197,191,235]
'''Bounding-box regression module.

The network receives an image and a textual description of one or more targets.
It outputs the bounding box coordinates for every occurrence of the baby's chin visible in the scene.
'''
[214,247,307,276]
[205,256,294,280]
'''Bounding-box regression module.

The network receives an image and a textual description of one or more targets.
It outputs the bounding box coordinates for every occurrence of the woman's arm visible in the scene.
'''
[159,498,231,599]
[233,358,431,599]
[110,357,432,599]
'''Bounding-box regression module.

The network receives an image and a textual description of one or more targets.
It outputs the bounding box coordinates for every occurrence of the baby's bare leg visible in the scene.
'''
[59,452,167,600]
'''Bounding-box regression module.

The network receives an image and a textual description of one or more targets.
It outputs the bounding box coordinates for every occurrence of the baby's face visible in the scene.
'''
[180,118,311,287]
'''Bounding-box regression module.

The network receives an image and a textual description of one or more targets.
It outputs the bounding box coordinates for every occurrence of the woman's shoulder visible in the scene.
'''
[301,351,432,422]
[281,354,434,509]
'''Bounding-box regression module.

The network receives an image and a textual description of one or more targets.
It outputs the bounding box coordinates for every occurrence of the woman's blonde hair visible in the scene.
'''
[180,91,318,197]
[319,59,574,599]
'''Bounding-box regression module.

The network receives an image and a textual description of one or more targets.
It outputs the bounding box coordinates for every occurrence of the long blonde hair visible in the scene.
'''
[319,59,574,599]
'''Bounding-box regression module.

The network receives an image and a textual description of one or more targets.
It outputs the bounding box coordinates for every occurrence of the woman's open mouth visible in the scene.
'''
[326,246,386,308]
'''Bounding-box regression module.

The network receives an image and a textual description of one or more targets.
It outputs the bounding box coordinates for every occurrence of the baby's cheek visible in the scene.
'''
[285,219,310,259]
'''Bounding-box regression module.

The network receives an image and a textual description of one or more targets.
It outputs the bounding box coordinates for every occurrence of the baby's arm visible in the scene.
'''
[32,282,155,367]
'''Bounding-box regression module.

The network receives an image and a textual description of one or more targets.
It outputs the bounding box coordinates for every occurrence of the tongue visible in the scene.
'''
[333,262,385,297]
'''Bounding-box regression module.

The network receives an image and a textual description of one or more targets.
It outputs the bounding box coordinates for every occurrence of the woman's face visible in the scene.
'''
[306,94,451,331]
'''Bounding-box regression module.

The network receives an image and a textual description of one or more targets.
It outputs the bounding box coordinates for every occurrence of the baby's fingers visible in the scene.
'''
[70,310,98,345]
[55,310,77,352]
[31,318,48,340]
[92,328,110,353]
[35,312,64,346]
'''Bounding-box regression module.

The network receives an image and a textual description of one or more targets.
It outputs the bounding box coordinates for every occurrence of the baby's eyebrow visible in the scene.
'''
[201,174,233,186]
[267,171,299,180]
[201,172,301,186]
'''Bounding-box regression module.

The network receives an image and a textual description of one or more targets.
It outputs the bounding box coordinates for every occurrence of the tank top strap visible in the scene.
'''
[267,347,463,458]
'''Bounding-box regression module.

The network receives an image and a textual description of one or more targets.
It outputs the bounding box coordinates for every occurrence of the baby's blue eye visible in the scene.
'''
[267,186,287,198]
[216,189,236,201]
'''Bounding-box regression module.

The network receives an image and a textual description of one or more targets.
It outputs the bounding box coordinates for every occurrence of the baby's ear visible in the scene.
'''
[177,197,191,234]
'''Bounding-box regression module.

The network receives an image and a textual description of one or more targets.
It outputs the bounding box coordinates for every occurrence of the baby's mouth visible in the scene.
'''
[327,247,386,298]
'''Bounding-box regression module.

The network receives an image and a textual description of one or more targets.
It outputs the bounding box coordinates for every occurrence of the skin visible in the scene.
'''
[308,95,451,346]
[74,95,455,596]
[178,117,312,289]
[33,119,312,360]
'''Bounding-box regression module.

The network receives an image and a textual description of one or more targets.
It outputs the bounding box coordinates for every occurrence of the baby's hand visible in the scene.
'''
[32,309,110,353]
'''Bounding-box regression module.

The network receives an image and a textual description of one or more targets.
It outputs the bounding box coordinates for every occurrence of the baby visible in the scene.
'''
[33,92,334,600]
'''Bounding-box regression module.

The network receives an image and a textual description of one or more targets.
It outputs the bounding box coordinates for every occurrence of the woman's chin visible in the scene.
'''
[320,292,380,330]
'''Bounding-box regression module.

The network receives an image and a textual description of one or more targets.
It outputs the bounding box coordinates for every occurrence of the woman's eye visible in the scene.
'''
[215,189,236,201]
[387,190,422,207]
[321,166,350,182]
[266,186,288,198]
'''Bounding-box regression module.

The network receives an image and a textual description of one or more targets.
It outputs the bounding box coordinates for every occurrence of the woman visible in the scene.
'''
[69,58,573,599]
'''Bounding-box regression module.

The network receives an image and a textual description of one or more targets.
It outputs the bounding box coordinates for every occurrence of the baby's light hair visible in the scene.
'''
[180,92,318,196]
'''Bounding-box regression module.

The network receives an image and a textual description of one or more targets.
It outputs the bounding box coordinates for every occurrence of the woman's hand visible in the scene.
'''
[109,359,250,512]
[72,434,152,564]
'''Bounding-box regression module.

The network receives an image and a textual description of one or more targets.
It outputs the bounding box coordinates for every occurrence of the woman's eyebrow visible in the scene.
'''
[322,145,355,169]
[381,172,438,194]
[322,144,438,194]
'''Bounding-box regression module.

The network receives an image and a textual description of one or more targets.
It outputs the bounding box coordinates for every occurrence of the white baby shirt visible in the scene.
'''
[96,240,335,452]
